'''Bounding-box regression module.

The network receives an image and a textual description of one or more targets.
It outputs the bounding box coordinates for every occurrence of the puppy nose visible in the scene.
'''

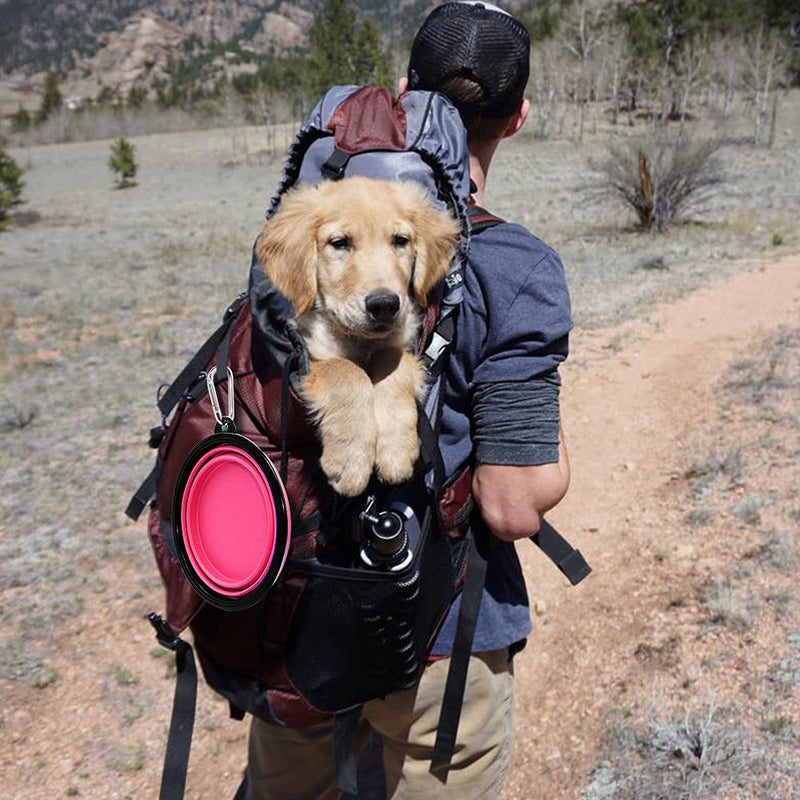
[365,291,400,323]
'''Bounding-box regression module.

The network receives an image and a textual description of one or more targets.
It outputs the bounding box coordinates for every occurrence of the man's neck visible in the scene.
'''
[469,154,487,207]
[468,139,500,208]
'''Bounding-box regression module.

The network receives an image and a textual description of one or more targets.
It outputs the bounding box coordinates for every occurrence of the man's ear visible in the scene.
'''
[502,99,531,140]
[397,76,409,97]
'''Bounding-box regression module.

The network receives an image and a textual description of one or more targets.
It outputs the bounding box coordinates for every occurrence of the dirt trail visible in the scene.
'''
[2,254,799,799]
[503,253,800,799]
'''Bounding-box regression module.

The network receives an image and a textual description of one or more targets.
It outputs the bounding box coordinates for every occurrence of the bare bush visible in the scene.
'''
[592,132,724,231]
[583,700,774,800]
[1,401,38,433]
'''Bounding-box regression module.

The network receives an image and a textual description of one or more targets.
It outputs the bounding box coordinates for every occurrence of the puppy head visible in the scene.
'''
[256,176,460,337]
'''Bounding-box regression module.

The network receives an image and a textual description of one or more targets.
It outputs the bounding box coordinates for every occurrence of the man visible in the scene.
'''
[245,3,572,797]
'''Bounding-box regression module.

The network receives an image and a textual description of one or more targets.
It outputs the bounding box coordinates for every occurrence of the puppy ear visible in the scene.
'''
[411,203,460,307]
[256,186,318,316]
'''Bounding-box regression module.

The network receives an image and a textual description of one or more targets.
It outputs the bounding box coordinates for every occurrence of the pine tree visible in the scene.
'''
[307,0,357,96]
[127,86,148,109]
[35,72,63,124]
[352,18,388,87]
[108,137,138,189]
[306,0,388,97]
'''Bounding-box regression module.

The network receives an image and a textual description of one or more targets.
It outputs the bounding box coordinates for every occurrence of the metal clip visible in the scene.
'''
[206,366,235,429]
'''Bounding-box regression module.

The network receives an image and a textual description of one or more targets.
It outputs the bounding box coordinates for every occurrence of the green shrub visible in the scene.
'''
[11,105,31,132]
[108,137,138,188]
[0,148,25,230]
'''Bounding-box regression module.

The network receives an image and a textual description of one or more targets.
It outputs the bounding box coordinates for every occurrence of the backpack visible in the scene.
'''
[127,85,591,799]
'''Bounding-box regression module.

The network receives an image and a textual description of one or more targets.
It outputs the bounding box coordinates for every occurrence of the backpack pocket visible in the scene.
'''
[284,503,468,711]
[147,509,203,633]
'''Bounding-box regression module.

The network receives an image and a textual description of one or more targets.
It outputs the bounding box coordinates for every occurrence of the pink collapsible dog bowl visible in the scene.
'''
[172,432,291,611]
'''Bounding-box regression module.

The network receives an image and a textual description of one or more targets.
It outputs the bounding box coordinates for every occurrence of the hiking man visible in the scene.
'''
[244,2,572,797]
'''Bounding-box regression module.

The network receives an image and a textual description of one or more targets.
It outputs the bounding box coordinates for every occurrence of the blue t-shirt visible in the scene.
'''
[431,220,572,655]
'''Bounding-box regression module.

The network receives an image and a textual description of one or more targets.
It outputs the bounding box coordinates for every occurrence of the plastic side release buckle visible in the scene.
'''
[147,612,190,669]
[321,147,351,180]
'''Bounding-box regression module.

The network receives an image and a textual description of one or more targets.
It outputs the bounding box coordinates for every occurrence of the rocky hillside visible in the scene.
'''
[74,13,188,98]
[0,0,432,77]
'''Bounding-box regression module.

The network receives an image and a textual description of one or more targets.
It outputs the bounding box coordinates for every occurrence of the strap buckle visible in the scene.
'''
[148,612,186,652]
[321,147,351,180]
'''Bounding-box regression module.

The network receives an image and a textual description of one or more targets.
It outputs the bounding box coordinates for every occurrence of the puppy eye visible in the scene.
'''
[393,234,410,247]
[329,236,352,251]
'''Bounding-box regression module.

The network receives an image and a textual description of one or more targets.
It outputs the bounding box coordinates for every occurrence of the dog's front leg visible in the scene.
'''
[302,358,376,497]
[369,348,423,485]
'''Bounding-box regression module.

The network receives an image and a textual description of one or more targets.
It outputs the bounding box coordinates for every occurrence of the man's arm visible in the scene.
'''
[462,231,573,542]
[472,426,570,542]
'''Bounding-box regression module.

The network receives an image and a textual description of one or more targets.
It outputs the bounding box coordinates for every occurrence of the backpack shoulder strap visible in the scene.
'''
[468,204,505,234]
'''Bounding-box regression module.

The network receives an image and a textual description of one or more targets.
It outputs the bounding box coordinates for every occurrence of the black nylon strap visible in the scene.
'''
[214,312,236,387]
[125,466,160,521]
[333,706,362,797]
[148,615,198,800]
[432,526,487,768]
[416,402,445,490]
[531,519,592,585]
[356,732,386,800]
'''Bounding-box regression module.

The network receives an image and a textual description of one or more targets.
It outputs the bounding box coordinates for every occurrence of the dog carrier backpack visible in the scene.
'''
[127,85,591,800]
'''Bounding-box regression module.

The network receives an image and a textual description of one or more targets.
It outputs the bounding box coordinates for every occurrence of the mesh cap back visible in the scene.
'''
[408,2,530,120]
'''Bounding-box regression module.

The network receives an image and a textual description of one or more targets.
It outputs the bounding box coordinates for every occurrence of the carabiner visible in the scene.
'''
[206,366,235,429]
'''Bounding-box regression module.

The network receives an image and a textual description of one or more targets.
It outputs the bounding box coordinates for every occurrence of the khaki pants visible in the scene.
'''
[245,649,515,800]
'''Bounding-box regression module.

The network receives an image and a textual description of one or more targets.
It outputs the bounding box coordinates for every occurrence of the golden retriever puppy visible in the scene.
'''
[256,176,460,496]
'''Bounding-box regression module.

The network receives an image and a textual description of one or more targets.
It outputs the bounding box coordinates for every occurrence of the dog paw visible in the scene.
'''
[321,446,374,497]
[374,437,419,486]
[375,452,416,486]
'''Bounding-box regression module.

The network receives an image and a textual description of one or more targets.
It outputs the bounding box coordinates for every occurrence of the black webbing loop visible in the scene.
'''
[531,519,592,585]
[148,613,197,800]
[432,526,488,769]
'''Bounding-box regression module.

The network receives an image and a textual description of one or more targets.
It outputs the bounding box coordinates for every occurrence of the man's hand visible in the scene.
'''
[472,428,570,542]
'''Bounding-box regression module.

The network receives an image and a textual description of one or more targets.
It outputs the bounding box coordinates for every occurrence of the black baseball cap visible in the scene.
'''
[407,1,530,119]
